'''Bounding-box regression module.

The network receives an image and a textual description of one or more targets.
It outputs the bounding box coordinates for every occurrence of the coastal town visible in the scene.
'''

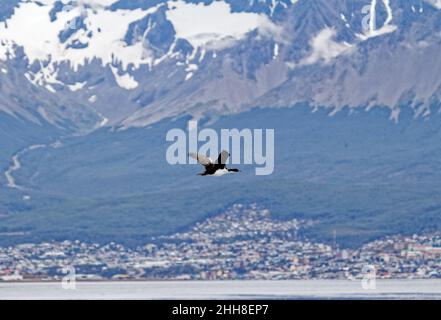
[1,204,441,281]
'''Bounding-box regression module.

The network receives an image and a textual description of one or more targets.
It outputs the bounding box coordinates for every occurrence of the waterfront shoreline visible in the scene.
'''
[2,280,441,300]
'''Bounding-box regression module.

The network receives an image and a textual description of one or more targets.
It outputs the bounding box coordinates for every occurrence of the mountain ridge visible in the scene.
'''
[0,0,440,131]
[1,0,441,247]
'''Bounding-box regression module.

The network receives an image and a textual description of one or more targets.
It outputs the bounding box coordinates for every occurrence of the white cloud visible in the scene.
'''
[300,28,353,65]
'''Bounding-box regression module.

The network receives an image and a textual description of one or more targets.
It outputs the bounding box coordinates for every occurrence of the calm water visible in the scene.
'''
[1,280,441,300]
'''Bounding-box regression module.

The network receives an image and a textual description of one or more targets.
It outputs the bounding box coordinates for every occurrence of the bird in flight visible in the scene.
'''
[189,150,240,176]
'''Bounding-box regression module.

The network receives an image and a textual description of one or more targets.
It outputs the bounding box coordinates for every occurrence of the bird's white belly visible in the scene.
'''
[213,169,229,176]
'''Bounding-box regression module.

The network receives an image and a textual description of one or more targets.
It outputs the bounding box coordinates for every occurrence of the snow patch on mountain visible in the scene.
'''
[357,0,397,40]
[166,0,281,50]
[68,81,87,92]
[0,0,282,91]
[24,63,62,89]
[110,65,138,89]
[0,2,156,69]
[36,0,118,6]
[0,1,157,90]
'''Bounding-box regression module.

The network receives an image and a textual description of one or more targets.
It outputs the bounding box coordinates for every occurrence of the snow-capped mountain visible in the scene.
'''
[0,0,440,130]
[2,0,441,248]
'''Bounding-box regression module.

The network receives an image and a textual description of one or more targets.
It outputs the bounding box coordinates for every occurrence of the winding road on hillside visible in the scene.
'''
[4,142,62,191]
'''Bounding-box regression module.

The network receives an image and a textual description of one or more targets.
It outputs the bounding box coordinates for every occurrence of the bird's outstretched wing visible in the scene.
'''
[189,152,213,166]
[215,150,230,168]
